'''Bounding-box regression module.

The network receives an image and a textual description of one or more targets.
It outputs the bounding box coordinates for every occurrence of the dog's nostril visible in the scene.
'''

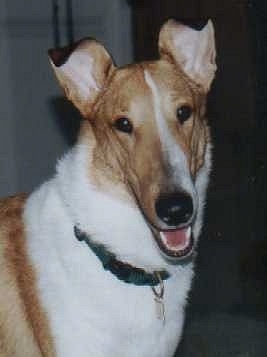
[155,192,193,227]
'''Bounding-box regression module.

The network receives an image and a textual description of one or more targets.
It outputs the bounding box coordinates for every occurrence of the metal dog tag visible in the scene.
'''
[151,272,166,323]
[154,295,166,322]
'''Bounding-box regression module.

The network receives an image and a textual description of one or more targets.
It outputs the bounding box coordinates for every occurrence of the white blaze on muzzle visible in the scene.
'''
[143,70,196,200]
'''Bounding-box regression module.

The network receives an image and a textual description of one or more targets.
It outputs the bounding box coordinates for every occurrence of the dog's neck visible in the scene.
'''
[74,226,170,287]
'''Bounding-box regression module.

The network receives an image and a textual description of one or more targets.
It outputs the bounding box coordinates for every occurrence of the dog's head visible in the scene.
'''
[49,20,216,262]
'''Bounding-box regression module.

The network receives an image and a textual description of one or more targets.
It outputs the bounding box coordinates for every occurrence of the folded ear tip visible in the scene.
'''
[47,39,90,67]
[48,38,106,67]
[161,18,214,33]
[48,45,76,67]
[48,48,59,66]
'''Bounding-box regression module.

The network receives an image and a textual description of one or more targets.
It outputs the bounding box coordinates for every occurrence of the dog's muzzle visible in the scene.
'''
[153,191,195,261]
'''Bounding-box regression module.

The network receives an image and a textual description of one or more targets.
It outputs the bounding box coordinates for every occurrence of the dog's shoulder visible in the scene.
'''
[0,193,55,357]
[0,193,27,257]
[0,193,27,215]
[0,193,27,229]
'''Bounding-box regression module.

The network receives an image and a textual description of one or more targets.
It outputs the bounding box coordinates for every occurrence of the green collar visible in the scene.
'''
[74,226,170,287]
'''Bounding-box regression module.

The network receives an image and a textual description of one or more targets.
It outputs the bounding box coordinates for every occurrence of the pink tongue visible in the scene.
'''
[164,229,188,248]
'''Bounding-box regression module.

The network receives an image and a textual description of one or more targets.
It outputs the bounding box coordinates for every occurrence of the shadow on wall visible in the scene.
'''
[48,96,82,146]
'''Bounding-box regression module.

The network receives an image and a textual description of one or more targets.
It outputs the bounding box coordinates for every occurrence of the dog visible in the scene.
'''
[0,19,216,357]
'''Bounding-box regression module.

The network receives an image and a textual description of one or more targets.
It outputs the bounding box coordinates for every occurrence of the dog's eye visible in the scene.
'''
[176,105,192,124]
[114,117,133,134]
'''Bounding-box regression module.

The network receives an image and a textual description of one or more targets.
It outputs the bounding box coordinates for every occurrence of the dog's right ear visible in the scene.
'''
[48,39,115,118]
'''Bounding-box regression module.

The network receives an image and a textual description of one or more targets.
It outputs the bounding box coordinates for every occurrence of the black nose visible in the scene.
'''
[155,192,194,227]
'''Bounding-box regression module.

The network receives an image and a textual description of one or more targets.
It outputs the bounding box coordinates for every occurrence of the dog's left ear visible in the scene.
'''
[159,19,216,92]
[48,39,115,117]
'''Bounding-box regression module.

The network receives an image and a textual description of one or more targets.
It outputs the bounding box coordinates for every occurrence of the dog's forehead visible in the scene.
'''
[108,64,148,99]
[142,60,194,97]
[109,60,194,103]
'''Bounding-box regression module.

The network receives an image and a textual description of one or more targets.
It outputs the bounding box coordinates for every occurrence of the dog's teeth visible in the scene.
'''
[186,226,191,239]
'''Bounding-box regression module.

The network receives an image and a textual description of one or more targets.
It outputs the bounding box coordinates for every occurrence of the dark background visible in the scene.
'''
[129,0,267,355]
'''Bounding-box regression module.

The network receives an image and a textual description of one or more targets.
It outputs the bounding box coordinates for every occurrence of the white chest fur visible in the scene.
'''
[24,182,193,357]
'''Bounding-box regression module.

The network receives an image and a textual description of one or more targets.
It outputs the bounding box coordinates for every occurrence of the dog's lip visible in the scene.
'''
[152,225,194,259]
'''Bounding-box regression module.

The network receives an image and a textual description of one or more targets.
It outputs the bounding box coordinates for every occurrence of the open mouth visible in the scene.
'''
[154,226,194,260]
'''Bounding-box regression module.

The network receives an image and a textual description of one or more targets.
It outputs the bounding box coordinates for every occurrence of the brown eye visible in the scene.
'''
[114,117,133,134]
[176,105,192,124]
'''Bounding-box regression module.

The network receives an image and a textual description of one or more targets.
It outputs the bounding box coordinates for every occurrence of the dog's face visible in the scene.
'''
[49,20,216,261]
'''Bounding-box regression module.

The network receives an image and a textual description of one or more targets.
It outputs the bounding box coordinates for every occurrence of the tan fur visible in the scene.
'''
[80,60,211,227]
[0,195,55,357]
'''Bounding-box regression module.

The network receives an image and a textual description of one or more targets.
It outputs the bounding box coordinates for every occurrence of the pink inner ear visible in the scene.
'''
[175,22,216,90]
[48,44,77,67]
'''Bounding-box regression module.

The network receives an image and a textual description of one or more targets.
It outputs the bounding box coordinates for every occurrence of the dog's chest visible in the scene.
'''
[24,185,193,357]
[42,271,185,357]
[28,233,189,357]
